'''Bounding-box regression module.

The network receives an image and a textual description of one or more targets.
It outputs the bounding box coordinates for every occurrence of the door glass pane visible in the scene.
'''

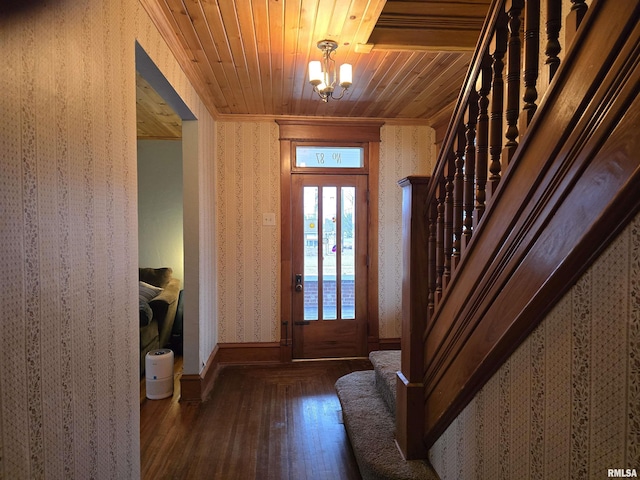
[322,187,337,320]
[303,187,318,320]
[295,146,363,168]
[341,187,355,319]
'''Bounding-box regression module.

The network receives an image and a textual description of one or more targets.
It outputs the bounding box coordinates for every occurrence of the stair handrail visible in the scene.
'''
[396,0,640,458]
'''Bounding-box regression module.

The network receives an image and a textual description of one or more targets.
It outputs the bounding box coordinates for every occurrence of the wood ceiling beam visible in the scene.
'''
[367,29,482,51]
[365,0,490,51]
[351,0,389,51]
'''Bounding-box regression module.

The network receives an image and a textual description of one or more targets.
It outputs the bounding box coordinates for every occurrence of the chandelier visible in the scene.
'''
[308,40,352,102]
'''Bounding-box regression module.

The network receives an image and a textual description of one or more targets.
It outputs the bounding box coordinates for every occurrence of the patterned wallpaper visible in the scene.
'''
[216,121,281,343]
[0,0,217,477]
[194,119,218,373]
[6,1,624,474]
[430,211,640,479]
[214,122,435,343]
[378,125,435,338]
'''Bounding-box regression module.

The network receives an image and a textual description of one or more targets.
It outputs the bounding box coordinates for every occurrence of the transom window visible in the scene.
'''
[294,146,365,170]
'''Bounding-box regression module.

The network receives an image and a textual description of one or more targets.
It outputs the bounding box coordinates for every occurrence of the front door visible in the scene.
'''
[291,174,368,358]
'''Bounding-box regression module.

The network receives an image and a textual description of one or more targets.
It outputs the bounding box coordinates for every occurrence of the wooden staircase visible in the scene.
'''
[336,352,438,480]
[336,0,640,475]
[396,0,640,459]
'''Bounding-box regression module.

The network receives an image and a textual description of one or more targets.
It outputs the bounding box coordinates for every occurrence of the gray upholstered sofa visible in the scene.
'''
[139,267,181,376]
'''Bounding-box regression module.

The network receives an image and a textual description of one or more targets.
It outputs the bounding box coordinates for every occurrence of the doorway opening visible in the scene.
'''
[292,174,369,358]
[277,120,383,361]
[135,42,198,400]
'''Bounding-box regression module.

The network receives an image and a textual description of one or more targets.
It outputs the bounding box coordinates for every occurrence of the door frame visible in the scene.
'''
[291,173,369,359]
[276,120,383,361]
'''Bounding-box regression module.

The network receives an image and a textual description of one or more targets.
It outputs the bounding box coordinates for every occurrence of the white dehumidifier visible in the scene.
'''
[145,349,174,400]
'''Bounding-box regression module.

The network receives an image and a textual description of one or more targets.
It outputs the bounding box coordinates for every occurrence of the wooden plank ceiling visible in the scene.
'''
[137,0,491,139]
[136,72,183,139]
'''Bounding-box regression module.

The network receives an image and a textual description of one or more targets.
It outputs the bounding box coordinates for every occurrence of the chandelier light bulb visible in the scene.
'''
[308,40,352,102]
[308,61,322,86]
[339,63,352,88]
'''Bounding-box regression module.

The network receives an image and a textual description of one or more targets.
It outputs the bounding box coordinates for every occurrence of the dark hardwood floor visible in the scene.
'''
[141,358,372,480]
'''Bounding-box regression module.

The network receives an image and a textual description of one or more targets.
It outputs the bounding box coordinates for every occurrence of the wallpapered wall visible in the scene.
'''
[430,211,640,479]
[0,0,217,477]
[214,122,435,343]
[378,125,435,338]
[216,121,281,343]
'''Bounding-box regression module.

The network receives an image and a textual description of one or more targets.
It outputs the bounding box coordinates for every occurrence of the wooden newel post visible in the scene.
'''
[396,176,430,460]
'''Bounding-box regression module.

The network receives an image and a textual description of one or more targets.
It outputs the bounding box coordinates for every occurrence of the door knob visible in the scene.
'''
[295,274,303,292]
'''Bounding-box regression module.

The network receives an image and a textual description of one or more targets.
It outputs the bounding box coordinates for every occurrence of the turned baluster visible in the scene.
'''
[435,178,446,302]
[443,152,455,289]
[463,89,479,249]
[427,202,437,319]
[474,57,492,228]
[545,0,562,82]
[488,10,508,197]
[519,0,540,135]
[452,122,466,267]
[502,0,524,166]
[566,0,588,46]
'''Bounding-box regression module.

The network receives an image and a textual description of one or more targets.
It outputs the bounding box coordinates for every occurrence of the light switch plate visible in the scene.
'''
[262,212,276,226]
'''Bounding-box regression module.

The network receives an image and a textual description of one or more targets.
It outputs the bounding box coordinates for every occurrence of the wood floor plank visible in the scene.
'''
[141,358,372,480]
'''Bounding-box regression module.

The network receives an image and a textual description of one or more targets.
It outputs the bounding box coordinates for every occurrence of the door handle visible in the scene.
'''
[294,274,303,292]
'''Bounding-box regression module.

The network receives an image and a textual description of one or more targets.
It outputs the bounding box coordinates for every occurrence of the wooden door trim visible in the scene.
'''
[277,120,383,360]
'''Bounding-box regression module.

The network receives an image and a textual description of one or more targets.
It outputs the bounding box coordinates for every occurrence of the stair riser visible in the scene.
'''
[369,351,401,416]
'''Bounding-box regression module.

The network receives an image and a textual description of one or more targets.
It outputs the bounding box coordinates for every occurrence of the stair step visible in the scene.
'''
[335,370,438,480]
[369,350,401,416]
